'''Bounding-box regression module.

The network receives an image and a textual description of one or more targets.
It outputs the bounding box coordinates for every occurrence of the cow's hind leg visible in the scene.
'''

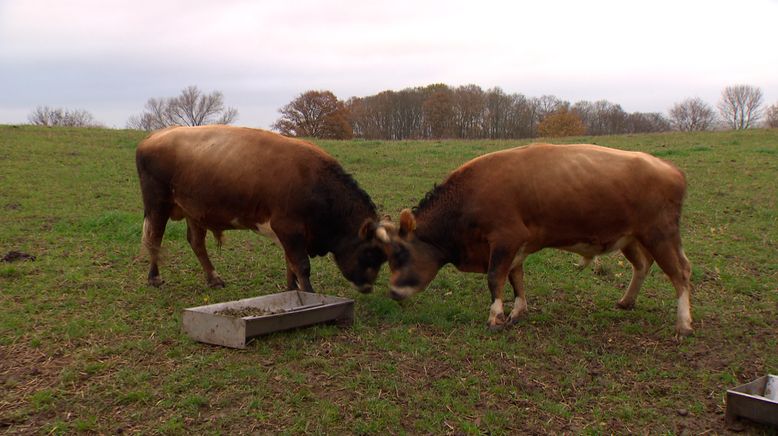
[506,262,528,326]
[486,246,518,331]
[142,211,169,287]
[139,171,173,287]
[642,233,693,336]
[616,240,654,310]
[186,218,224,288]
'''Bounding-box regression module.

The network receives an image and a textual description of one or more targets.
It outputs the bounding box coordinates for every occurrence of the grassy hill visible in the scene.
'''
[1,125,776,433]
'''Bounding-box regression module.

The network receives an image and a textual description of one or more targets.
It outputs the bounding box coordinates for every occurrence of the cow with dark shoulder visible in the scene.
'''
[377,143,694,336]
[136,125,387,293]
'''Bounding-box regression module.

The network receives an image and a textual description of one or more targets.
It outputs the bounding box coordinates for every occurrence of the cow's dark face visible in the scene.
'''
[333,219,388,293]
[381,209,443,300]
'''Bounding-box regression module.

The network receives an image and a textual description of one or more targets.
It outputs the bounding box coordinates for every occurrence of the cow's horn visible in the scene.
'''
[376,226,390,243]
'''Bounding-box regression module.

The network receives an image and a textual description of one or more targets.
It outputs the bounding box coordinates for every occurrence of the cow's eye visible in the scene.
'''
[360,247,384,267]
[391,243,410,266]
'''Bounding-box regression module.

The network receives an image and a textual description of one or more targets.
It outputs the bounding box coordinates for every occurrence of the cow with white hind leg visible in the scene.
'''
[378,143,693,336]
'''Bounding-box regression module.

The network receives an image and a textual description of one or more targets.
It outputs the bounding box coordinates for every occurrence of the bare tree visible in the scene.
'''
[506,93,536,138]
[483,87,512,139]
[127,86,238,131]
[273,90,352,139]
[532,95,568,123]
[765,102,778,128]
[126,98,170,131]
[717,85,764,130]
[572,100,628,136]
[28,106,100,127]
[626,112,672,133]
[421,84,455,139]
[452,85,486,139]
[169,86,238,126]
[668,98,717,131]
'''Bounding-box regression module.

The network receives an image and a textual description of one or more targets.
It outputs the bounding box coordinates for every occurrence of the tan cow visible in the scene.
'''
[378,143,693,336]
[136,125,387,293]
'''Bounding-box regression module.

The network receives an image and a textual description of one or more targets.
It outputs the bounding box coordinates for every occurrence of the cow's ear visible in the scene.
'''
[399,209,416,236]
[359,218,377,241]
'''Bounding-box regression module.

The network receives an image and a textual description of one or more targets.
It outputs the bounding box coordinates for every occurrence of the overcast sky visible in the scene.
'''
[2,0,777,129]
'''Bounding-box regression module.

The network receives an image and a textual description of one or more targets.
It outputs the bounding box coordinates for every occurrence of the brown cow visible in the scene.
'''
[378,143,693,336]
[136,125,387,293]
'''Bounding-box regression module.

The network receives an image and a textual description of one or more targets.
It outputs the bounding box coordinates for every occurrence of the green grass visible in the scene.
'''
[1,125,777,433]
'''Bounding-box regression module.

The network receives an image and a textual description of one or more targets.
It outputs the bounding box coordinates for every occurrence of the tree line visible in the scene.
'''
[25,84,778,137]
[27,106,102,128]
[27,86,238,130]
[274,84,777,140]
[347,85,671,140]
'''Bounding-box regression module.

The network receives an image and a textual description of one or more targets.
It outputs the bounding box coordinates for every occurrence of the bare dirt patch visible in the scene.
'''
[0,342,74,431]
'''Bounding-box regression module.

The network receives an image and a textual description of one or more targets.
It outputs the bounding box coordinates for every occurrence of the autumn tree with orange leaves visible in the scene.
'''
[537,108,586,137]
[273,90,353,139]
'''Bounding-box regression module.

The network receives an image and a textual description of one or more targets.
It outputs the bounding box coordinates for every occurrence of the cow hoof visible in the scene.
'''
[486,313,507,331]
[208,277,225,288]
[148,276,164,287]
[616,300,635,310]
[506,314,524,327]
[675,325,694,337]
[487,323,505,332]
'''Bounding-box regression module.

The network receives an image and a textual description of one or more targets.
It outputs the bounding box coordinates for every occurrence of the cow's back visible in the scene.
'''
[445,143,686,248]
[136,125,337,229]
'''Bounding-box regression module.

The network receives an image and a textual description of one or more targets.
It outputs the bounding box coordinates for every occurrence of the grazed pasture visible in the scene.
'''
[0,126,776,434]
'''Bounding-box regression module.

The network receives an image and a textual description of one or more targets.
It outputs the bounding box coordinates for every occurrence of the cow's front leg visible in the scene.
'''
[279,236,314,293]
[486,247,514,331]
[285,259,299,291]
[281,251,313,293]
[275,223,315,293]
[507,263,528,326]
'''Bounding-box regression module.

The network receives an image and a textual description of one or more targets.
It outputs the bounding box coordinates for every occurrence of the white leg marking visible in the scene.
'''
[389,286,417,299]
[141,217,151,250]
[488,298,504,324]
[509,296,528,320]
[676,292,693,333]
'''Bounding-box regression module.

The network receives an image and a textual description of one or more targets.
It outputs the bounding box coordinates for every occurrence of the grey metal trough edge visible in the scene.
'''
[182,291,354,349]
[725,374,778,428]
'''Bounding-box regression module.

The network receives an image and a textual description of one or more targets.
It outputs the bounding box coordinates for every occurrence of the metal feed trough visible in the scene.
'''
[725,374,778,428]
[182,291,354,348]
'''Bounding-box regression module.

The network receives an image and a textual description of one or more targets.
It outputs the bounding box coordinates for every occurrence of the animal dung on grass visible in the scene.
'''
[2,251,35,262]
[182,291,354,348]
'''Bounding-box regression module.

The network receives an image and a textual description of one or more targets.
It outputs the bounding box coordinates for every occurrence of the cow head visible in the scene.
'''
[332,218,390,293]
[378,209,445,301]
